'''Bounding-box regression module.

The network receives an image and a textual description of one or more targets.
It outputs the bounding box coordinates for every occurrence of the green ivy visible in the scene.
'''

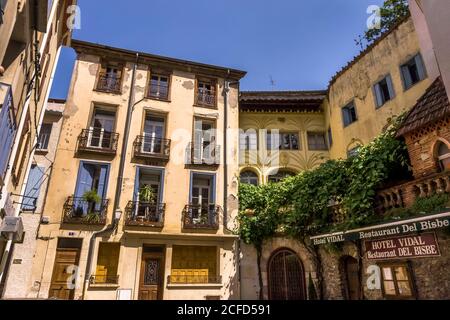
[410,193,450,215]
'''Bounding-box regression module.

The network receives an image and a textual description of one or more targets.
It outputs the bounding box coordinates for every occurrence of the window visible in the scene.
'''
[380,264,415,299]
[240,130,257,151]
[94,243,120,284]
[37,123,52,150]
[190,173,216,206]
[268,170,295,183]
[170,246,218,284]
[347,146,360,158]
[134,167,164,204]
[0,0,8,25]
[436,142,450,172]
[196,79,216,107]
[342,101,357,127]
[21,165,45,212]
[96,64,122,93]
[88,107,116,149]
[327,127,333,148]
[0,83,16,182]
[266,132,300,150]
[142,114,166,154]
[148,74,169,100]
[307,132,328,151]
[74,162,109,216]
[401,54,426,90]
[374,75,395,108]
[192,118,217,163]
[240,171,258,186]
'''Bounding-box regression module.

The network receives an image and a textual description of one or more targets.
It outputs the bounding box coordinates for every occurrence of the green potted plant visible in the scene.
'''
[138,185,156,203]
[81,190,101,220]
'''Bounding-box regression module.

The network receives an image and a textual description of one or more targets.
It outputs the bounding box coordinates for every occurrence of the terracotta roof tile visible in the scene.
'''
[397,77,450,137]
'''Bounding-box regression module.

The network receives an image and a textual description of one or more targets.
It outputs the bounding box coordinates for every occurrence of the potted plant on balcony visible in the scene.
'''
[81,190,101,222]
[138,185,156,220]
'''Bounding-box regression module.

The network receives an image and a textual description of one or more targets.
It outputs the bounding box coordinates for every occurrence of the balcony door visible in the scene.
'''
[143,115,165,154]
[193,119,216,163]
[74,162,109,215]
[88,108,116,149]
[133,167,164,222]
[190,173,215,224]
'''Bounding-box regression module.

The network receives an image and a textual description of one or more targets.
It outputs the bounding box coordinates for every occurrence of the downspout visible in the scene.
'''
[81,53,139,300]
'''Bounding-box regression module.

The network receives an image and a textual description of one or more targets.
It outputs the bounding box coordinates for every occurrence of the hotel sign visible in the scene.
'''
[310,212,450,245]
[365,233,440,260]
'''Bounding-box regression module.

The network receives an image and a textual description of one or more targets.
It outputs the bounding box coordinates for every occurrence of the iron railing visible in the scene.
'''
[89,275,119,285]
[196,91,216,107]
[96,73,121,93]
[125,201,165,227]
[148,83,169,100]
[62,196,108,225]
[77,128,119,154]
[133,136,170,160]
[186,142,220,165]
[167,274,222,284]
[182,204,220,229]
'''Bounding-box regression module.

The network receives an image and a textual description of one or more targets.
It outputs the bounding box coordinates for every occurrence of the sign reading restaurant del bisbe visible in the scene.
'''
[310,212,450,245]
[365,233,440,260]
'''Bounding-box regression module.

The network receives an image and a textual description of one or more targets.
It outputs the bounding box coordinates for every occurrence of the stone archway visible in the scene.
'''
[267,248,306,300]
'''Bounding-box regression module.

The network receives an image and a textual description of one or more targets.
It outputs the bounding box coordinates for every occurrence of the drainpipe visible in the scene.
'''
[81,53,139,300]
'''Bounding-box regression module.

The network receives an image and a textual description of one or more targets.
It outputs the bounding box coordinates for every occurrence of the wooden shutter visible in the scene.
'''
[401,64,413,89]
[22,165,45,211]
[373,83,383,108]
[415,54,426,81]
[386,74,395,99]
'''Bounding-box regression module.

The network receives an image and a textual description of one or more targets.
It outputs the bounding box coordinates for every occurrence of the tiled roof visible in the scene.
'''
[239,90,326,113]
[396,77,450,137]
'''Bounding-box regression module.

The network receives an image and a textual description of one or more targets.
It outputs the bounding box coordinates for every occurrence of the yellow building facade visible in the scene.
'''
[28,40,246,300]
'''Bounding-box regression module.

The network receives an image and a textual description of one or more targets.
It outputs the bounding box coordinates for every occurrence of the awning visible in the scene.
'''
[310,211,450,245]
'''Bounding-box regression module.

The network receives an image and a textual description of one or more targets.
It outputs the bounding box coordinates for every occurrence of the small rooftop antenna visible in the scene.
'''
[269,75,276,90]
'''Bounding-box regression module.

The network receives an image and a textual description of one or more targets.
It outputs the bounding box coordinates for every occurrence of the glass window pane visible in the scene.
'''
[394,266,409,281]
[382,267,393,280]
[383,280,396,295]
[397,281,412,296]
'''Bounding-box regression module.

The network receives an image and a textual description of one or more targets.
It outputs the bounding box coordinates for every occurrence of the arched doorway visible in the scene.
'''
[268,249,306,300]
[341,256,361,300]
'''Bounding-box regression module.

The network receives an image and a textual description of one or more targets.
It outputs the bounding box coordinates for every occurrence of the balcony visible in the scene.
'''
[182,204,220,230]
[133,136,170,161]
[89,275,119,285]
[376,171,450,213]
[96,73,122,93]
[125,201,165,228]
[167,274,222,285]
[196,91,216,108]
[186,142,221,166]
[77,128,119,155]
[62,197,108,225]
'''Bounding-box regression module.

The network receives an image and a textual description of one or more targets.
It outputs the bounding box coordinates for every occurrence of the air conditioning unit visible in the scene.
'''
[0,216,24,242]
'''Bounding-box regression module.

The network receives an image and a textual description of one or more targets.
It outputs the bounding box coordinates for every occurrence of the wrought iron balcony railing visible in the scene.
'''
[186,142,221,166]
[125,201,165,227]
[133,136,170,160]
[196,91,216,107]
[77,128,119,155]
[96,73,122,93]
[89,275,119,285]
[182,204,220,230]
[148,83,169,100]
[62,196,108,225]
[167,274,222,285]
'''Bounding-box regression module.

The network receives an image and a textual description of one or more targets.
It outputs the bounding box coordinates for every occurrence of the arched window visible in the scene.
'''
[268,170,295,183]
[437,142,450,172]
[240,170,259,186]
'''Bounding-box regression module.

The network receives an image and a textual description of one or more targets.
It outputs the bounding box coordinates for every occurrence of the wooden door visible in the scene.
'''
[139,253,164,300]
[268,249,306,300]
[343,256,360,300]
[48,249,80,300]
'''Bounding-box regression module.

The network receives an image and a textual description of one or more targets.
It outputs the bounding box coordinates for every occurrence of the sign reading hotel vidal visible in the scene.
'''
[365,233,441,260]
[310,213,450,245]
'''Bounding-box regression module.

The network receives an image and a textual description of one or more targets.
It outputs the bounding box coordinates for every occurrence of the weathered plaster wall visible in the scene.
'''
[327,18,432,159]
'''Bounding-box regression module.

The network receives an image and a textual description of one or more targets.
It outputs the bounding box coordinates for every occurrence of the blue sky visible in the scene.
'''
[50,0,384,99]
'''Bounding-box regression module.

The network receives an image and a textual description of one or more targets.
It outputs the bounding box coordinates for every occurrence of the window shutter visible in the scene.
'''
[210,174,216,204]
[373,83,383,107]
[401,65,413,89]
[133,167,140,201]
[74,163,95,198]
[97,165,109,199]
[386,74,395,100]
[22,165,45,211]
[193,120,203,161]
[415,54,426,81]
[342,108,349,126]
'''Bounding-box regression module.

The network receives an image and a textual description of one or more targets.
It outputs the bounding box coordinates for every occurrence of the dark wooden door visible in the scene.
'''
[139,253,164,300]
[48,249,80,300]
[268,249,305,300]
[343,256,360,300]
